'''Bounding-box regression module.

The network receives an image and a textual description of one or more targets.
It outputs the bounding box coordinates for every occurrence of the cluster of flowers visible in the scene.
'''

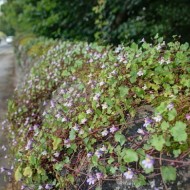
[7,38,190,190]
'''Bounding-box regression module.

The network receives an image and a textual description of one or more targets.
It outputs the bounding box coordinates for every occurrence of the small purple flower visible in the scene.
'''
[99,81,105,86]
[110,125,118,133]
[143,118,153,127]
[25,139,33,150]
[61,117,67,122]
[186,113,190,121]
[45,184,53,190]
[64,139,71,148]
[0,167,5,173]
[96,172,103,180]
[87,175,96,185]
[124,169,134,179]
[87,152,93,158]
[2,145,6,151]
[99,145,106,152]
[54,152,60,157]
[137,70,143,76]
[21,185,26,190]
[152,115,162,123]
[73,124,80,131]
[86,109,92,114]
[95,150,104,158]
[102,103,108,110]
[101,129,108,137]
[142,155,154,169]
[41,150,47,155]
[79,129,84,135]
[137,128,145,135]
[38,186,43,190]
[50,100,55,108]
[7,171,11,176]
[167,103,174,111]
[81,118,87,124]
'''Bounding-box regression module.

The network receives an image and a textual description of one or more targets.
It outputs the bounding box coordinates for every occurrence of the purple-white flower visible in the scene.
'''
[102,103,108,110]
[86,109,92,114]
[41,150,47,155]
[142,85,147,90]
[54,152,60,157]
[95,150,104,158]
[159,57,165,65]
[73,124,80,131]
[2,145,6,151]
[0,167,5,173]
[93,93,101,101]
[143,118,153,127]
[142,155,154,169]
[152,115,162,122]
[61,117,67,122]
[45,184,53,190]
[186,113,190,121]
[167,103,174,111]
[110,125,118,133]
[96,172,103,180]
[123,169,134,179]
[101,129,108,137]
[99,145,106,152]
[87,175,96,185]
[87,152,93,158]
[21,185,26,190]
[99,81,105,86]
[64,139,71,148]
[25,139,33,150]
[81,118,87,124]
[79,129,84,135]
[137,70,143,76]
[137,128,145,135]
[38,186,43,190]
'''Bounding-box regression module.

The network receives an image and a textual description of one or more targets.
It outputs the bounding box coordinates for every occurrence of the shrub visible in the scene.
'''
[7,37,190,189]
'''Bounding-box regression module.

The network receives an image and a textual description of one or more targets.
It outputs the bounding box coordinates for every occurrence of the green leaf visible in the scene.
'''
[69,129,76,140]
[62,70,70,77]
[170,121,187,142]
[155,102,167,114]
[123,149,138,163]
[161,166,176,182]
[52,136,62,150]
[23,166,33,177]
[114,132,126,146]
[119,86,129,97]
[168,109,177,121]
[54,163,63,171]
[15,166,22,181]
[150,135,165,151]
[110,166,117,174]
[92,155,98,166]
[29,155,37,166]
[67,174,74,184]
[134,174,146,188]
[108,157,114,164]
[161,121,170,131]
[173,149,181,158]
[95,187,102,190]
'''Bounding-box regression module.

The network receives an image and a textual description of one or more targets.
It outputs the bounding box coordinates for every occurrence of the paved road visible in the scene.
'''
[0,43,15,190]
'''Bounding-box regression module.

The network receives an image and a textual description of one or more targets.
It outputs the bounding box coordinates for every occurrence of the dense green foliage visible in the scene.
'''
[2,0,190,44]
[0,16,14,36]
[7,36,190,189]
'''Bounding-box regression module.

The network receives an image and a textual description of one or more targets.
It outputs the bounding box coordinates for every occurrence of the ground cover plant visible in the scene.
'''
[6,36,190,189]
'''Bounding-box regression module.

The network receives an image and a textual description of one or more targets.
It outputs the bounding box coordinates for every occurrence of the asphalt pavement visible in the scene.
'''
[0,42,15,190]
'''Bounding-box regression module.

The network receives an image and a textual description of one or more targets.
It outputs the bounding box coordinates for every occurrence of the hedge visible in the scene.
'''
[7,36,190,189]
